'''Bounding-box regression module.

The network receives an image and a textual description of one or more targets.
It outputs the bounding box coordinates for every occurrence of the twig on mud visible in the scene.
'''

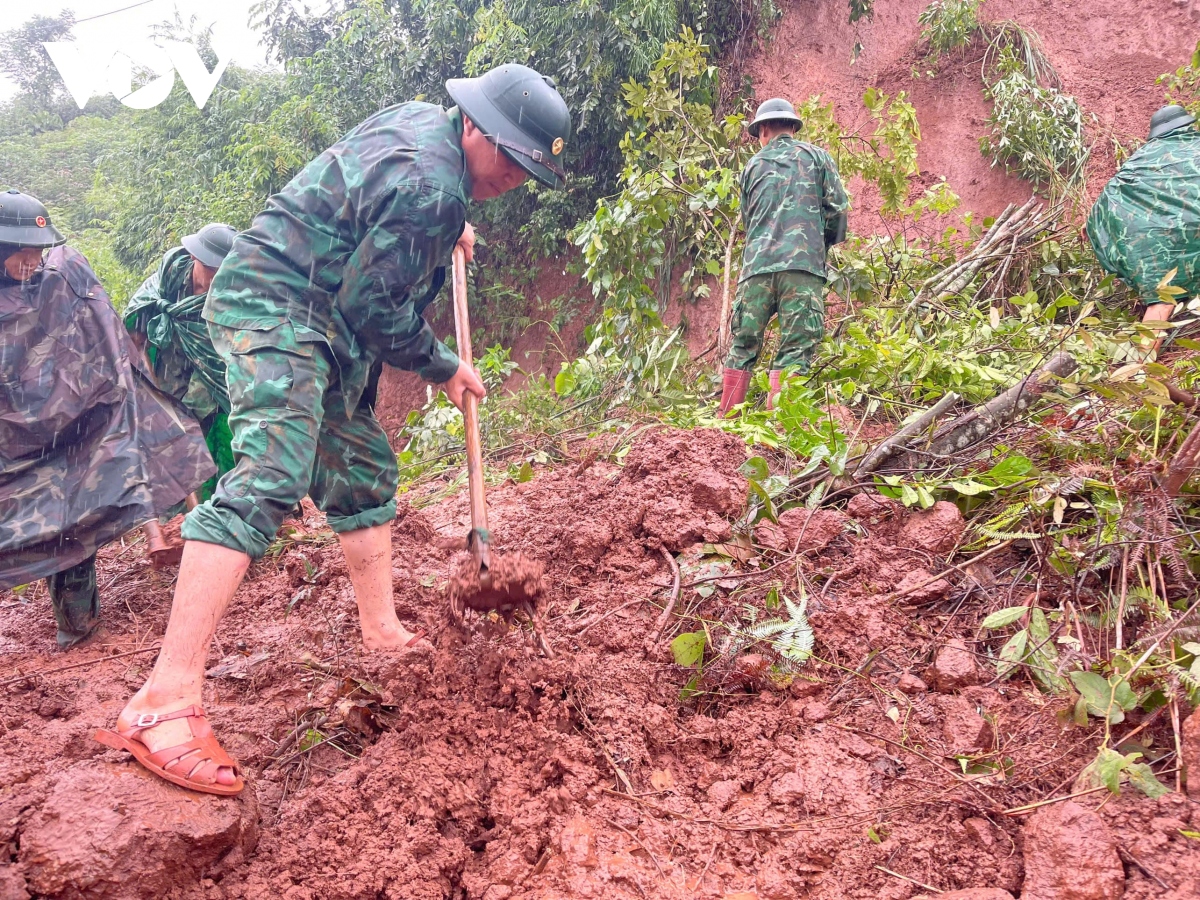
[890,540,1016,602]
[267,712,329,767]
[874,866,942,893]
[574,697,636,794]
[831,724,1004,812]
[649,547,682,641]
[1117,844,1172,891]
[999,776,1173,816]
[608,820,666,880]
[572,599,647,635]
[691,840,720,892]
[0,644,160,689]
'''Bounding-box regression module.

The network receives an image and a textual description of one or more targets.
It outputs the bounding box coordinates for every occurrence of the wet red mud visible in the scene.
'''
[3,427,1197,899]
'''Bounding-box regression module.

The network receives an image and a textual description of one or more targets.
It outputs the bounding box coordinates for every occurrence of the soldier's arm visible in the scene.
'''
[819,151,849,248]
[341,182,464,383]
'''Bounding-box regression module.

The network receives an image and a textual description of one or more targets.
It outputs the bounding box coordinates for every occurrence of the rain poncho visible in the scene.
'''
[0,246,216,588]
[1087,128,1200,303]
[124,246,230,421]
[125,247,235,487]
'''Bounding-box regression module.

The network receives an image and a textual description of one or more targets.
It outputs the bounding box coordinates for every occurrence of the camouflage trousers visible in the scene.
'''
[46,555,100,649]
[181,323,398,560]
[725,270,826,372]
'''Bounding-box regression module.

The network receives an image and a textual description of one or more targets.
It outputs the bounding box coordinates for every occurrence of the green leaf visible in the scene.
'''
[670,631,707,668]
[996,629,1028,679]
[1127,763,1170,799]
[982,606,1029,629]
[679,672,703,701]
[1088,747,1129,794]
[740,456,770,481]
[1070,672,1137,724]
[554,367,577,396]
[516,461,535,483]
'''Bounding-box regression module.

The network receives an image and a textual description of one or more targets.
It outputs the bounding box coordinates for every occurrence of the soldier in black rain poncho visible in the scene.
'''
[0,190,216,647]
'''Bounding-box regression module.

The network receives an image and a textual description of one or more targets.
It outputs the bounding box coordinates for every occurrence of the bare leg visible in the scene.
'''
[337,522,425,649]
[117,540,249,786]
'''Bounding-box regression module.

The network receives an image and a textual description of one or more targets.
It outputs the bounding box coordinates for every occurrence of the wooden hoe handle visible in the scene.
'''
[451,246,490,562]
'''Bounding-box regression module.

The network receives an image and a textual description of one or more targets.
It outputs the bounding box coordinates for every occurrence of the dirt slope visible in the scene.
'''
[2,428,1197,899]
[748,0,1200,226]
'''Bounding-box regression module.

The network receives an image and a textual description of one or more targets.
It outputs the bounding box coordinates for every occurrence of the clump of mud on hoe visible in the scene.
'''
[448,550,553,656]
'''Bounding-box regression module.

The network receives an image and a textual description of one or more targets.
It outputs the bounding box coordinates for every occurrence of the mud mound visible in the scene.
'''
[2,425,1198,898]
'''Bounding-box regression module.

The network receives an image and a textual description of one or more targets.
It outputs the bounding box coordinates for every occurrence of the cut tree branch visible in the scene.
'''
[854,392,961,477]
[924,353,1077,458]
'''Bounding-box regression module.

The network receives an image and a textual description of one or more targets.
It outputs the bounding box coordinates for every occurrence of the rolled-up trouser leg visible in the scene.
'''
[182,323,331,559]
[772,270,827,373]
[47,555,100,648]
[308,376,399,533]
[724,273,778,372]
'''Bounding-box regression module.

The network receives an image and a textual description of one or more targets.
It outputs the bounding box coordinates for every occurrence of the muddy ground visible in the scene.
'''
[2,427,1198,899]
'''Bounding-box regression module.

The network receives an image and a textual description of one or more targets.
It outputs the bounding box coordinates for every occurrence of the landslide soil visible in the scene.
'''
[3,428,1197,899]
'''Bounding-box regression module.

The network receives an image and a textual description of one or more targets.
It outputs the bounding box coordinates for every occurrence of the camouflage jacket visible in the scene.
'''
[739,134,849,283]
[1087,127,1200,303]
[125,246,229,421]
[206,102,469,415]
[0,247,215,587]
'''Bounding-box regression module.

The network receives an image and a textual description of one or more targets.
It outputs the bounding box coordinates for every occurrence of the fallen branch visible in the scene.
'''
[925,353,1077,457]
[854,392,961,477]
[1,644,160,689]
[1164,417,1200,496]
[890,539,1016,602]
[907,196,1052,311]
[650,547,682,641]
[874,866,942,894]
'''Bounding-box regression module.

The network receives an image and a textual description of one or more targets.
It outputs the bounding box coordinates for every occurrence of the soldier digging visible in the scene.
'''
[95,64,571,795]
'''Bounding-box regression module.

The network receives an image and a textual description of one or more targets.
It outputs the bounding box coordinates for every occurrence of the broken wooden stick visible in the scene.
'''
[854,392,961,477]
[925,352,1077,458]
[1164,417,1200,496]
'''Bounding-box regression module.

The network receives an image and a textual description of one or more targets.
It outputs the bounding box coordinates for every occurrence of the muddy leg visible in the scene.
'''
[116,540,249,787]
[338,522,427,650]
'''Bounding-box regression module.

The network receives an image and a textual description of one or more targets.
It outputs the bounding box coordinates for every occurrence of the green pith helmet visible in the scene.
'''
[182,222,237,269]
[0,189,66,248]
[1148,104,1196,140]
[446,63,571,189]
[748,98,803,138]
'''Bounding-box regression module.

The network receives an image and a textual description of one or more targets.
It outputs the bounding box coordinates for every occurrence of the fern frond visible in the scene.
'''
[743,595,814,669]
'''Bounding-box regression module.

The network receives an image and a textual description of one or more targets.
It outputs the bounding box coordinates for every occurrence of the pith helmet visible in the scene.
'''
[182,223,237,269]
[748,98,803,138]
[446,63,571,189]
[0,189,66,248]
[1148,104,1196,140]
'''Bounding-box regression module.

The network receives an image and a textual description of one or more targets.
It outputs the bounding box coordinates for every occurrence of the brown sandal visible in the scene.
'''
[94,705,244,796]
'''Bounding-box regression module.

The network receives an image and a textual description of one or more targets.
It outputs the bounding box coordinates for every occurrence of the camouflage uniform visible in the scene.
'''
[47,557,99,648]
[1087,127,1200,304]
[0,246,216,640]
[183,102,468,559]
[726,134,848,372]
[125,246,234,496]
